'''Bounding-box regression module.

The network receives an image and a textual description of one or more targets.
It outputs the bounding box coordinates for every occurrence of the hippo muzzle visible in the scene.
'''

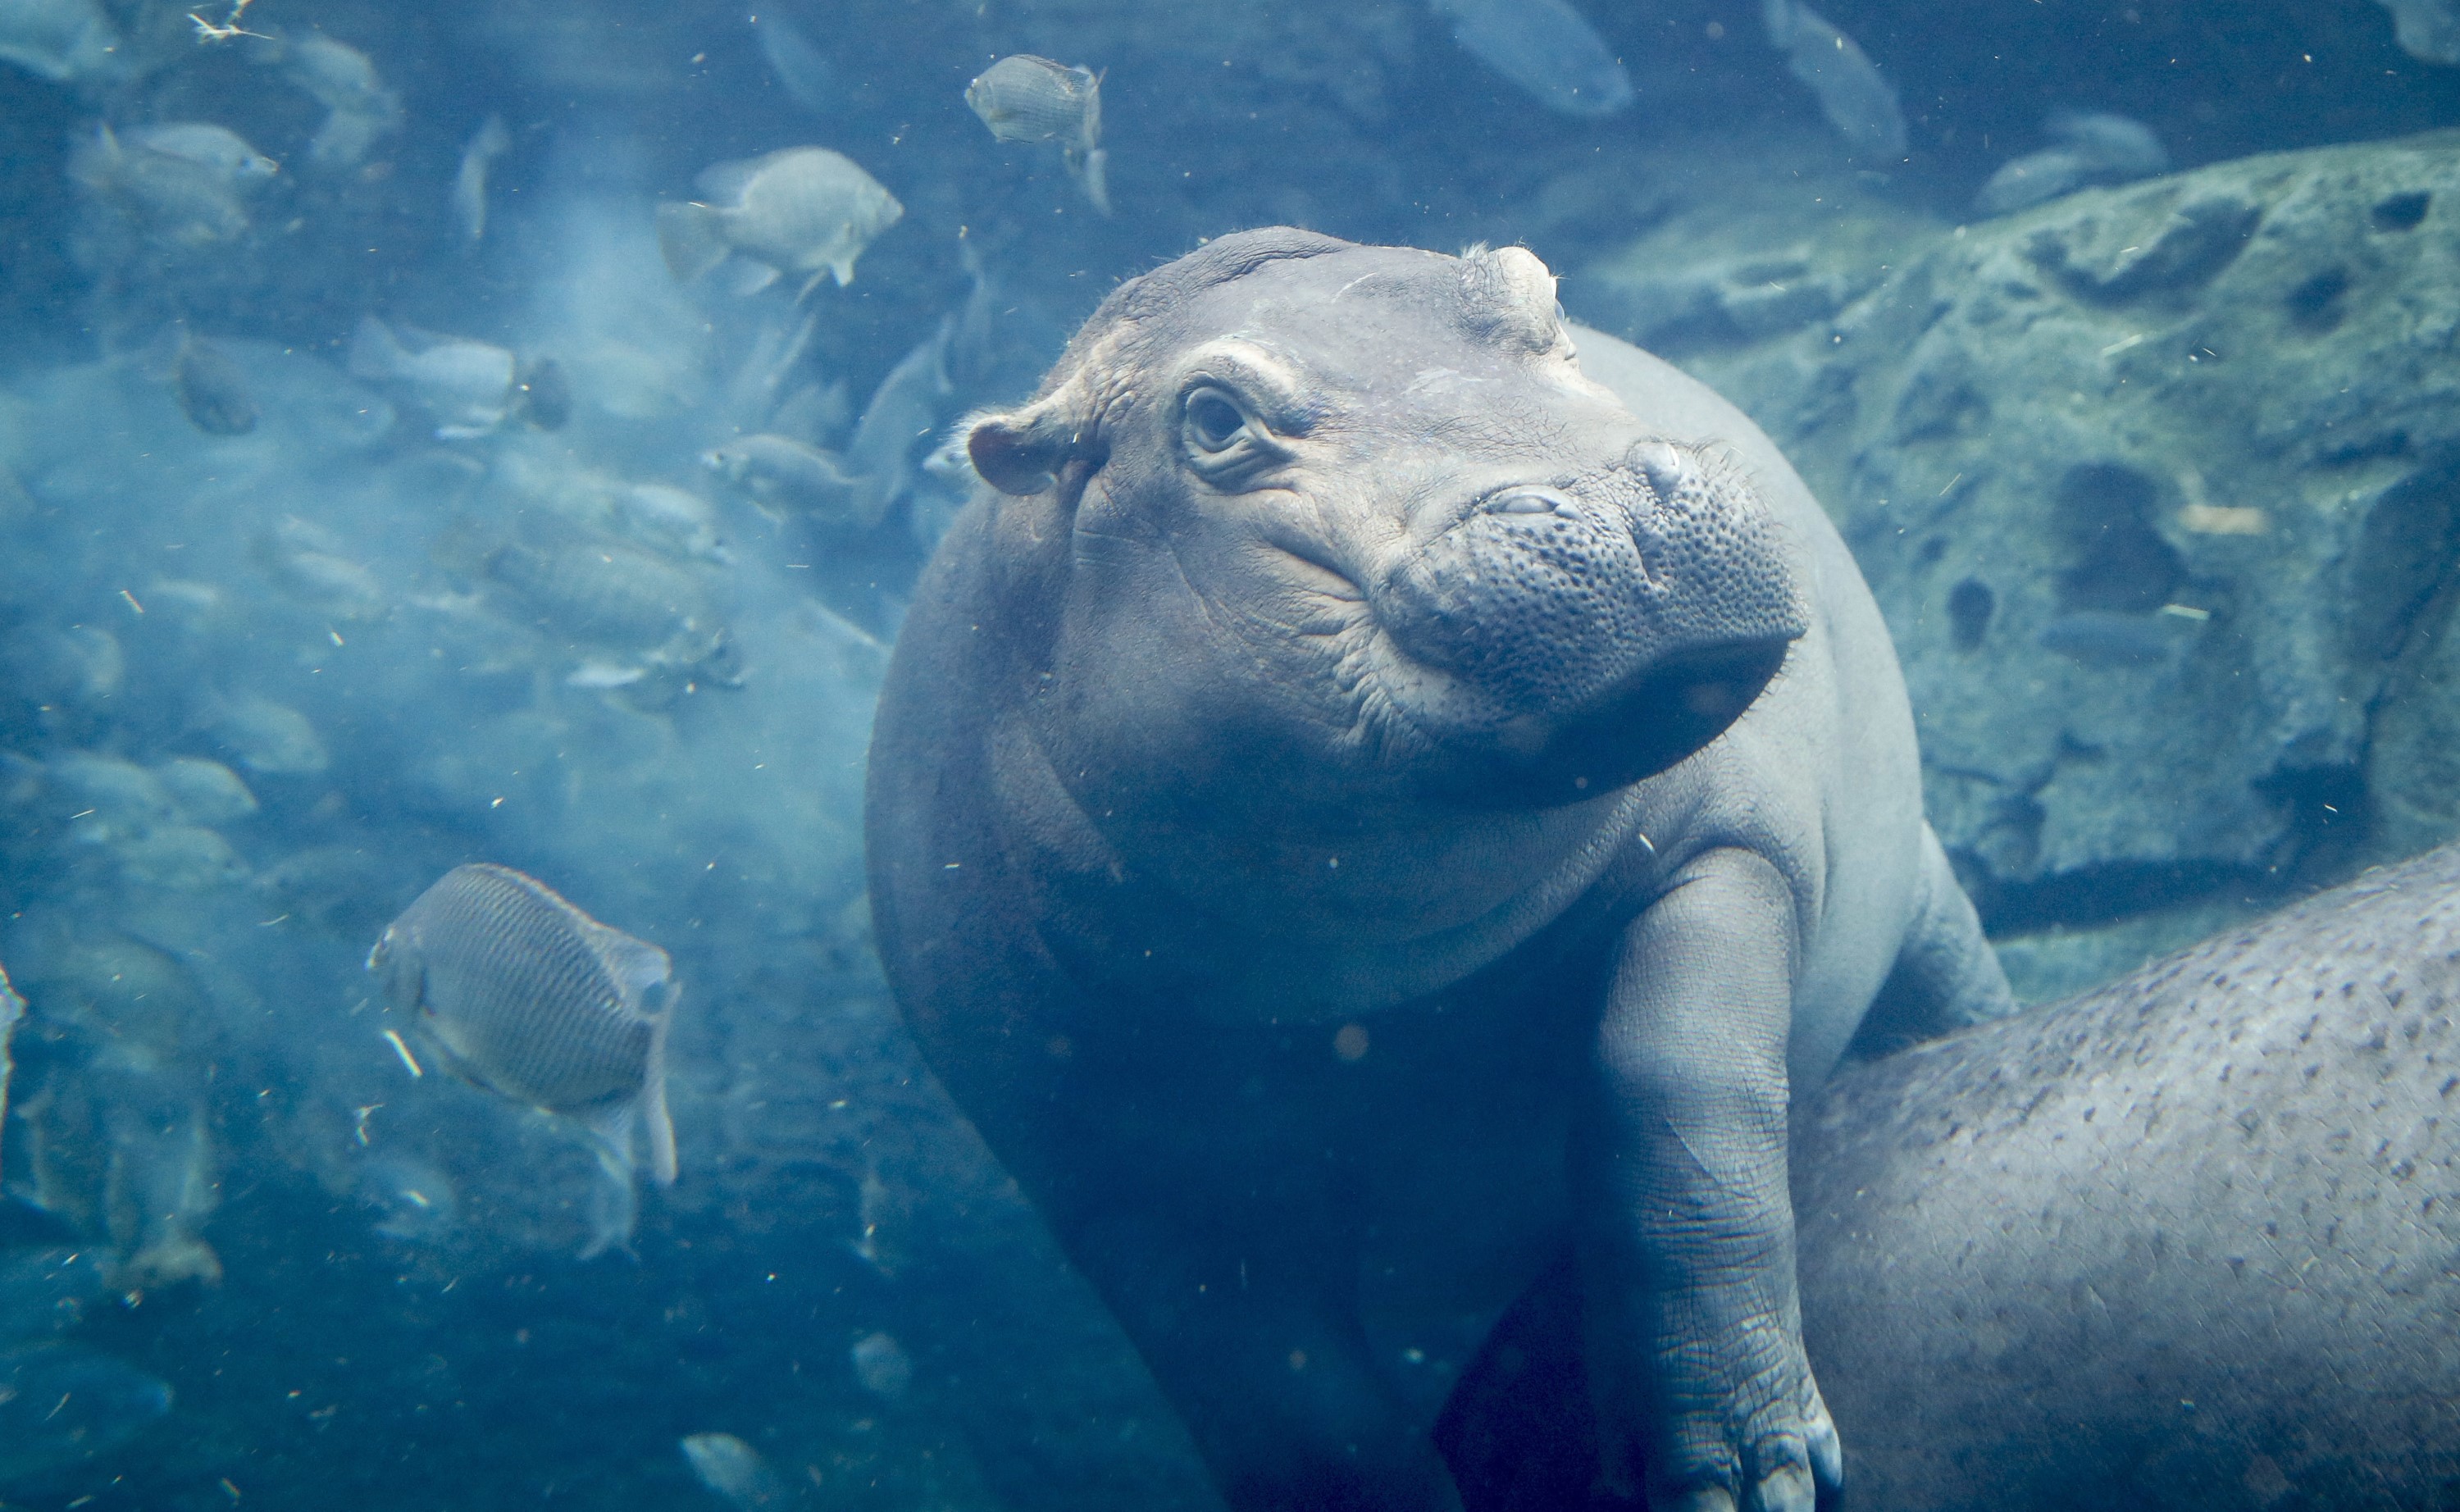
[1373,439,1805,804]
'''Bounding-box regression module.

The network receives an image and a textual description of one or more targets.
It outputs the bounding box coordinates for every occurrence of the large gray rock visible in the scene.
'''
[1579,132,2460,986]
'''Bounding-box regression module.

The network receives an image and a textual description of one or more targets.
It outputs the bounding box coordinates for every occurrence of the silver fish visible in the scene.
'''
[153,757,256,826]
[0,963,19,1168]
[752,11,840,117]
[965,54,1110,214]
[702,432,859,523]
[1762,0,1906,160]
[173,333,257,436]
[680,1432,787,1509]
[0,1246,108,1341]
[254,514,385,620]
[2037,609,2180,668]
[0,0,117,82]
[69,125,253,246]
[280,33,403,169]
[480,530,722,658]
[1978,112,2168,216]
[367,864,679,1197]
[657,147,903,294]
[1429,0,1634,120]
[0,1343,170,1483]
[850,1329,913,1399]
[122,123,276,183]
[348,317,517,439]
[2379,0,2460,63]
[207,692,329,774]
[452,113,510,244]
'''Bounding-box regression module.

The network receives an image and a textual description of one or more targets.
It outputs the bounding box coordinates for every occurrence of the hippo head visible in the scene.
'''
[968,229,1805,831]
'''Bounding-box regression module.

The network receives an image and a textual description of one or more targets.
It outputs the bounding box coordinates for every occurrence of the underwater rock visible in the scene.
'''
[1583,130,2460,979]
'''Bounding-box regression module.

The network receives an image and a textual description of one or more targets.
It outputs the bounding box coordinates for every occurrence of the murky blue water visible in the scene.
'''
[1,2,2456,1508]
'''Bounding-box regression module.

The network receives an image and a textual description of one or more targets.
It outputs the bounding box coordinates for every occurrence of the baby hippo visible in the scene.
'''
[866,228,2010,1512]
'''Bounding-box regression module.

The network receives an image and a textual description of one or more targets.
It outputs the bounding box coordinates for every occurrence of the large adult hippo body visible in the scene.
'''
[1448,841,2460,1510]
[866,229,2010,1512]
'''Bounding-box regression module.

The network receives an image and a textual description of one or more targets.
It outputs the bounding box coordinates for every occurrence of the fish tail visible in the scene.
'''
[346,315,403,381]
[656,200,731,284]
[1074,146,1113,218]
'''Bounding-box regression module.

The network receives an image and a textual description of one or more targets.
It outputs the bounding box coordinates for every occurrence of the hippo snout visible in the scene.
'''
[1374,443,1805,795]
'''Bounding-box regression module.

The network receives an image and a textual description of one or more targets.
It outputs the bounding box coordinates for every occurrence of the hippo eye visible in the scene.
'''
[1183,388,1249,453]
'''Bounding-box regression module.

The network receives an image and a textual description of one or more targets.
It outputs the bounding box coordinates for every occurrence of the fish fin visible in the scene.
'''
[346,316,403,381]
[640,1058,678,1186]
[1073,146,1112,217]
[829,257,856,288]
[655,200,731,284]
[693,156,765,203]
[591,928,673,1004]
[576,1102,643,1258]
[727,260,781,298]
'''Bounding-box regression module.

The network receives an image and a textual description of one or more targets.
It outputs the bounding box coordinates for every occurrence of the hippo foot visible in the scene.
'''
[1601,1304,1841,1512]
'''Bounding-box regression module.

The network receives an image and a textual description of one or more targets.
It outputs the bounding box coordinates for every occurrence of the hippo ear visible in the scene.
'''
[968,399,1082,497]
[1459,244,1567,355]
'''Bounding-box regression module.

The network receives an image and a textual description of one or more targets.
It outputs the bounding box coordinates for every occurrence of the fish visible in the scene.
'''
[1978,110,2168,215]
[68,125,253,247]
[153,757,256,826]
[112,822,248,891]
[253,516,385,620]
[0,964,19,1168]
[348,317,518,439]
[681,1432,788,1509]
[367,864,680,1250]
[0,1343,171,1482]
[0,1247,109,1341]
[2043,108,2168,178]
[657,147,903,294]
[512,357,570,430]
[0,623,121,710]
[1975,150,2090,216]
[172,333,258,436]
[752,10,840,117]
[1428,0,1635,120]
[452,113,510,244]
[123,123,277,183]
[702,433,860,522]
[1761,0,1906,160]
[850,1330,913,1399]
[2377,0,2460,63]
[206,692,330,774]
[839,326,956,528]
[43,751,176,837]
[613,483,730,564]
[353,1152,458,1241]
[0,0,118,82]
[965,54,1113,213]
[479,529,727,668]
[279,33,403,169]
[2037,609,2181,668]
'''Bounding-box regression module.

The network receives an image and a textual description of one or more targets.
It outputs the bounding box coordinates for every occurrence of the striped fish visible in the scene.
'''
[964,55,1110,215]
[368,865,678,1214]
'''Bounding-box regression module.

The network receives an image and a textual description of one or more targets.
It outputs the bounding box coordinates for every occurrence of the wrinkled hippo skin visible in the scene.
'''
[1446,841,2460,1510]
[866,229,2010,1512]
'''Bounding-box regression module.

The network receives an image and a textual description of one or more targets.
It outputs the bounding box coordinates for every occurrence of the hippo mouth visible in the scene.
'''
[1374,631,1793,808]
[1353,458,1806,806]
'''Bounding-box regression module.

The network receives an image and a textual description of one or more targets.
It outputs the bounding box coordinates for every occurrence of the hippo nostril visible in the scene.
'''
[1629,440,1689,498]
[1485,486,1574,517]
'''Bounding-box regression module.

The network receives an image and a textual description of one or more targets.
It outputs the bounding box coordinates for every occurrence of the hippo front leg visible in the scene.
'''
[1578,847,1840,1512]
